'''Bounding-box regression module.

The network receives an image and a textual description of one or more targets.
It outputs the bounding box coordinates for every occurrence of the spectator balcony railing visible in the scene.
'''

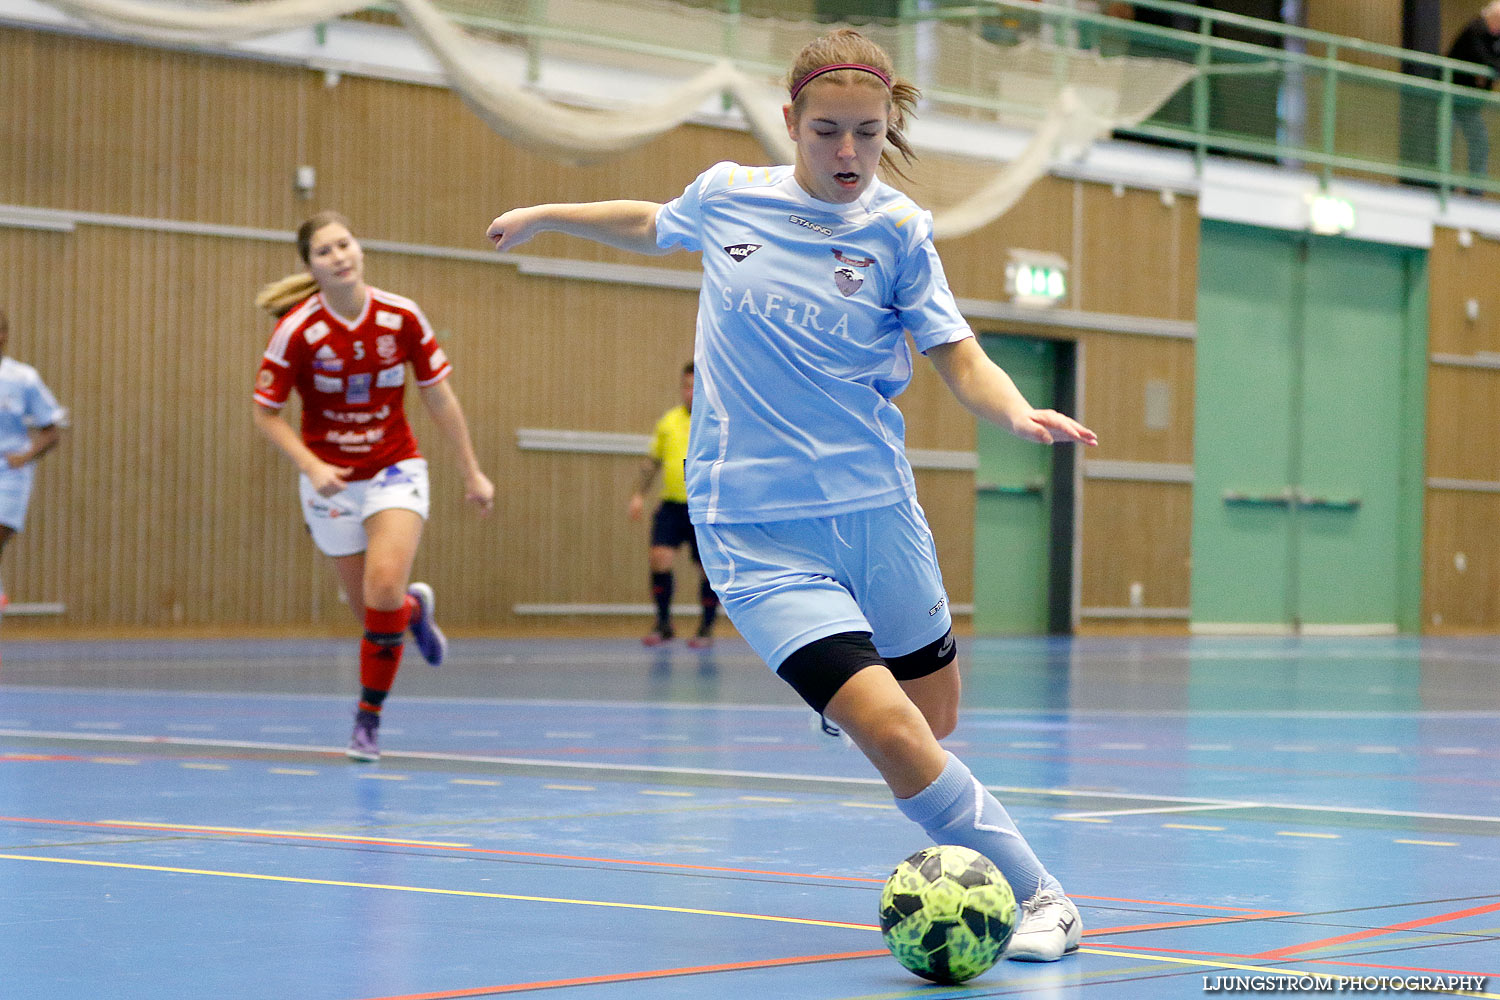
[398,0,1500,200]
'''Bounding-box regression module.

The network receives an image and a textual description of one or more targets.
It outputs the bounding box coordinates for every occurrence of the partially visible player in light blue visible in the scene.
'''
[0,307,67,610]
[488,28,1097,963]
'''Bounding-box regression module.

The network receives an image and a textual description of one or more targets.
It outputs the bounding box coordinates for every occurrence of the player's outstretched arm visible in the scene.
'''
[418,380,495,516]
[487,201,667,256]
[927,337,1097,447]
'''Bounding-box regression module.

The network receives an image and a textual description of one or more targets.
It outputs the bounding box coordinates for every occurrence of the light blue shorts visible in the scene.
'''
[694,498,953,670]
[0,465,37,532]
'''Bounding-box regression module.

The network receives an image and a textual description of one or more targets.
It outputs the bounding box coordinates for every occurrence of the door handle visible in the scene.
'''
[1293,492,1361,511]
[976,480,1045,496]
[1223,490,1360,510]
[1223,490,1292,507]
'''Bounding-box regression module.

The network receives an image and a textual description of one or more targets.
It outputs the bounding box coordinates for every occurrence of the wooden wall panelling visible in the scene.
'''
[1079,479,1193,612]
[1076,183,1196,320]
[1425,366,1500,480]
[1422,489,1500,630]
[1,30,311,227]
[1427,227,1500,356]
[1076,332,1196,465]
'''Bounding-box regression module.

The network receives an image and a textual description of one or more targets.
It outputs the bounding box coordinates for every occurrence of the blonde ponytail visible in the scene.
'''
[255,272,318,318]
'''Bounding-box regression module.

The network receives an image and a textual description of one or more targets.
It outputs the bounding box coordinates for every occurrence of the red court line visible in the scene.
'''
[356,949,890,999]
[1306,957,1499,978]
[0,815,884,883]
[1254,900,1500,960]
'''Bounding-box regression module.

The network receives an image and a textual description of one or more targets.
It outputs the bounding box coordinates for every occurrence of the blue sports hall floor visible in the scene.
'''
[0,634,1496,999]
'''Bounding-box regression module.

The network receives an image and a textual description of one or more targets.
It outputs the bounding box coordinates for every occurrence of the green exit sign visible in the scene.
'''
[1005,251,1068,308]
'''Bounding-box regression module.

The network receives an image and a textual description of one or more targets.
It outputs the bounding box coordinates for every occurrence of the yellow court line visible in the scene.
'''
[101,820,469,848]
[1082,949,1499,998]
[0,853,877,931]
[1395,839,1458,847]
[1276,831,1340,839]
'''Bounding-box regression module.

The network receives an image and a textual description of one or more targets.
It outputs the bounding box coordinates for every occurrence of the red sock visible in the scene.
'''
[358,604,411,712]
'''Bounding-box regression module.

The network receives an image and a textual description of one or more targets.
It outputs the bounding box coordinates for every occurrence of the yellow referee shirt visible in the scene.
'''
[648,404,691,503]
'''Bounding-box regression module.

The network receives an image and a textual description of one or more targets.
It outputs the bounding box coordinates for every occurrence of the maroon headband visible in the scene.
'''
[790,62,892,101]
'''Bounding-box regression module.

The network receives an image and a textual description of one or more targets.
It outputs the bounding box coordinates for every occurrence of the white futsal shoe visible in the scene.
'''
[1005,888,1082,962]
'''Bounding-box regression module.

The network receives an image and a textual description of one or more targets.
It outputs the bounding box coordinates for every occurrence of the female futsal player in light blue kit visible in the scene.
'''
[0,307,67,613]
[487,28,1097,962]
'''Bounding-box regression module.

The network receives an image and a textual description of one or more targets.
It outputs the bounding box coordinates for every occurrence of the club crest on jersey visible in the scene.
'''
[832,248,874,268]
[374,310,403,330]
[313,344,343,372]
[376,334,398,361]
[833,267,863,297]
[721,243,762,262]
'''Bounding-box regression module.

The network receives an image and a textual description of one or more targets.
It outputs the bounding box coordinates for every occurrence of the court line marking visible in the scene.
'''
[0,853,877,931]
[1082,948,1499,997]
[352,949,891,999]
[1254,900,1500,960]
[2,813,1326,926]
[5,728,1497,826]
[1059,803,1255,820]
[0,816,470,848]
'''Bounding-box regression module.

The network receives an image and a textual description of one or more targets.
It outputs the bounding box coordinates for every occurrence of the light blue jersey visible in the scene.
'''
[655,162,971,524]
[0,356,66,532]
[0,357,64,458]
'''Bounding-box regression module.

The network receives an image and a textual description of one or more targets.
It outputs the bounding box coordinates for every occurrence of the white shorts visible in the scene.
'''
[0,465,37,532]
[694,498,953,671]
[299,458,430,558]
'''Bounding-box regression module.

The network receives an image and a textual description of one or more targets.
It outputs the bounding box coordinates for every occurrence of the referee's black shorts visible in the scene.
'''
[649,500,699,562]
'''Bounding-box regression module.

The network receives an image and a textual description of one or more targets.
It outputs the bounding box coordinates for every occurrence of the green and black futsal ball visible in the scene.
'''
[878,845,1017,984]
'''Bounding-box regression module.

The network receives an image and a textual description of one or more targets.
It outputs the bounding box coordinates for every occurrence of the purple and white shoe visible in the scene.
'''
[407,582,447,667]
[347,709,380,762]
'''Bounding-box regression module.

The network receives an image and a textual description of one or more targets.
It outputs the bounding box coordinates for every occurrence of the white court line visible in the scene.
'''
[3,728,1498,826]
[1057,803,1258,820]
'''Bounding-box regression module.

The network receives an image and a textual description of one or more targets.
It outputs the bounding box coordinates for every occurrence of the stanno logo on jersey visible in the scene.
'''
[721,243,763,262]
[832,248,874,268]
[833,267,863,297]
[788,215,833,236]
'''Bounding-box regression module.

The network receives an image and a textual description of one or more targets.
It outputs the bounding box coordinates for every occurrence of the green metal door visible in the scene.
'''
[1192,222,1426,632]
[973,335,1056,634]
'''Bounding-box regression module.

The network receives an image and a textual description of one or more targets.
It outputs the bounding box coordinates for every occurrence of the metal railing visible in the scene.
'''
[402,0,1500,200]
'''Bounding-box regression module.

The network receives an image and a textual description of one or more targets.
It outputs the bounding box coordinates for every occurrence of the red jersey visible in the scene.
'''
[254,287,452,480]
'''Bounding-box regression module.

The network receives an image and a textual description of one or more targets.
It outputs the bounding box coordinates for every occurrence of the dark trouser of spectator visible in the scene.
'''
[1454,97,1490,193]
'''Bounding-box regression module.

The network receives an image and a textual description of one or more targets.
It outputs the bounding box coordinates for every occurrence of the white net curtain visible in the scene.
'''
[39,0,1196,238]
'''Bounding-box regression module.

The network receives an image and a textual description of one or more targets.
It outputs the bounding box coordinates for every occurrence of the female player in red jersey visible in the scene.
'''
[254,211,494,762]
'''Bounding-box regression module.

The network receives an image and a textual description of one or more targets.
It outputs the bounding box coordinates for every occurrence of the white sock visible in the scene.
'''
[894,752,1061,902]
